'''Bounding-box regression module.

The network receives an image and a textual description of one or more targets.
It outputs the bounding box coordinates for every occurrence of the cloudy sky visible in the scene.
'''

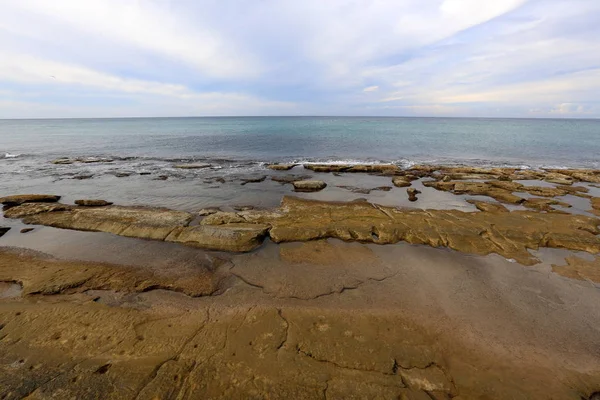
[1,0,599,118]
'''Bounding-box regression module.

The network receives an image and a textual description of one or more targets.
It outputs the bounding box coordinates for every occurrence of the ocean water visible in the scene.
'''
[1,116,599,167]
[1,116,599,211]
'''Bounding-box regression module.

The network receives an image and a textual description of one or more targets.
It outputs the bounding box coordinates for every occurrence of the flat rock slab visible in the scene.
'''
[166,224,270,252]
[0,194,61,206]
[172,163,211,169]
[12,205,193,241]
[293,180,327,192]
[74,199,113,207]
[202,196,600,265]
[266,163,297,170]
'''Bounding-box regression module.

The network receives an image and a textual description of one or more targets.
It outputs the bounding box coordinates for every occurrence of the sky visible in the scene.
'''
[0,0,599,118]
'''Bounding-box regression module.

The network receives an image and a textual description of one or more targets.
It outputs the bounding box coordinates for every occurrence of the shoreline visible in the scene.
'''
[1,164,600,399]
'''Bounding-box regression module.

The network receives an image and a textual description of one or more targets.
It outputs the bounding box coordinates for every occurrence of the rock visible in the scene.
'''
[591,197,600,216]
[293,180,327,192]
[154,175,169,181]
[442,175,452,182]
[113,172,133,178]
[173,163,211,169]
[392,176,412,187]
[336,186,372,194]
[523,198,571,212]
[74,199,113,207]
[0,194,61,206]
[139,172,152,175]
[0,227,9,237]
[79,157,113,163]
[12,205,193,241]
[426,181,524,204]
[20,228,34,234]
[3,203,72,218]
[271,175,312,184]
[544,172,574,185]
[240,176,267,185]
[552,255,600,283]
[304,164,399,174]
[166,224,270,252]
[72,174,93,180]
[466,200,509,213]
[51,158,74,165]
[233,205,255,211]
[407,188,421,202]
[198,208,220,216]
[266,164,297,171]
[199,196,600,265]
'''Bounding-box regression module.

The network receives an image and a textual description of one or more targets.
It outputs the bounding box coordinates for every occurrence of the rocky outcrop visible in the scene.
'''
[292,180,327,192]
[172,163,211,169]
[0,194,61,206]
[199,196,600,265]
[14,205,193,241]
[166,224,270,252]
[523,198,571,212]
[337,185,392,194]
[74,199,113,207]
[552,255,600,283]
[3,203,72,218]
[5,195,600,265]
[266,163,297,170]
[304,164,399,174]
[198,207,220,216]
[424,181,524,204]
[467,200,509,213]
[271,174,312,184]
[392,176,412,187]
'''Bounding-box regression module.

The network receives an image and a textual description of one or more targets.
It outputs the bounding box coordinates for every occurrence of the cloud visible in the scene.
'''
[363,86,379,92]
[0,0,599,118]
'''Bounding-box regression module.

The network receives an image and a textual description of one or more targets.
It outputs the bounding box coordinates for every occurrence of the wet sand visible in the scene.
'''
[1,165,600,399]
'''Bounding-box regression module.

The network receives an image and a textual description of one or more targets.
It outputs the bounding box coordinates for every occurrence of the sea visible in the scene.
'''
[1,116,599,211]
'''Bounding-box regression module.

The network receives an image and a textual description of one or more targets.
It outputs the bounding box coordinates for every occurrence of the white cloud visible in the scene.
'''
[1,0,261,79]
[363,86,379,92]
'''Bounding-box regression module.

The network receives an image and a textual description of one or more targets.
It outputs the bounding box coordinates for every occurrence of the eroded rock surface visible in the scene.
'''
[0,194,60,206]
[552,255,600,284]
[304,164,399,174]
[74,199,113,207]
[292,180,327,192]
[266,163,297,170]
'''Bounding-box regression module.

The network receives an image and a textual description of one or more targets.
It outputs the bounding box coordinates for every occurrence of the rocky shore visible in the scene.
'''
[1,164,600,399]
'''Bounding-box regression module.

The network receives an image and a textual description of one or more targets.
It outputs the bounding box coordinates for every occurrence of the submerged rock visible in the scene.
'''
[20,228,34,234]
[271,175,312,184]
[304,164,399,174]
[266,163,297,171]
[407,188,421,202]
[240,175,267,185]
[173,163,211,169]
[293,180,327,192]
[0,194,61,206]
[74,199,113,207]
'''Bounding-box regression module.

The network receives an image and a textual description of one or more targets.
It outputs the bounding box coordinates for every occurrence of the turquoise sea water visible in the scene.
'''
[1,116,599,168]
